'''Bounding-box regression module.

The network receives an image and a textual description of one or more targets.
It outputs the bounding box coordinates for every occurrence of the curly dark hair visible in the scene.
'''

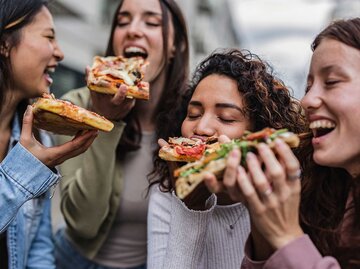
[299,18,360,268]
[149,48,307,191]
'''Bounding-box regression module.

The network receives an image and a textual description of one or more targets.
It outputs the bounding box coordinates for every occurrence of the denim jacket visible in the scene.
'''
[0,113,60,268]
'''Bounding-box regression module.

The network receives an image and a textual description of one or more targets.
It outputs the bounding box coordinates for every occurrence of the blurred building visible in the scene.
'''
[49,0,239,97]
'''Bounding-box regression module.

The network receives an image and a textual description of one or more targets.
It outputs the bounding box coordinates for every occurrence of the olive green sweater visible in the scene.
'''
[56,87,126,259]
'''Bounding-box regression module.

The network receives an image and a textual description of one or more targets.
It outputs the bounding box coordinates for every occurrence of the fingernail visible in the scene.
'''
[231,149,239,158]
[24,105,32,116]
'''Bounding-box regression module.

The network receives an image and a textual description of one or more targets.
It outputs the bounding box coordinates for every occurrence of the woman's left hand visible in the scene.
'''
[238,139,304,250]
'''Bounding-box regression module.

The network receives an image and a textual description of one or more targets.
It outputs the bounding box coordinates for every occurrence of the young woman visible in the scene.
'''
[215,19,360,269]
[0,0,97,268]
[147,49,307,269]
[54,0,189,268]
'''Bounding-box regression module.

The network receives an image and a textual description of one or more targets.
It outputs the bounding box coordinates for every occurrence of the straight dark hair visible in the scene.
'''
[0,0,48,117]
[104,0,189,158]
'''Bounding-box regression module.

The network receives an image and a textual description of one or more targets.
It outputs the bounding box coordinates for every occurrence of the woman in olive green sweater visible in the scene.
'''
[54,0,190,268]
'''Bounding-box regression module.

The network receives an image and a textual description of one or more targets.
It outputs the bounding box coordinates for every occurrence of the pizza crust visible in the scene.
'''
[32,94,114,136]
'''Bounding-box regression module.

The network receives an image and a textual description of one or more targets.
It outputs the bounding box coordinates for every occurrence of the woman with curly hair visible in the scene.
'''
[147,48,307,269]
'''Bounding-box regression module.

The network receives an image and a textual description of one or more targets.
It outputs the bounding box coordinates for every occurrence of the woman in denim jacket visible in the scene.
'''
[0,0,97,267]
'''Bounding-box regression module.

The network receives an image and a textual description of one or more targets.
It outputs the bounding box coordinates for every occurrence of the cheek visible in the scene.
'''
[181,120,192,137]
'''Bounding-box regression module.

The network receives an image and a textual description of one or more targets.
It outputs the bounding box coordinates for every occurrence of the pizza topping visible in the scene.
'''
[174,144,206,159]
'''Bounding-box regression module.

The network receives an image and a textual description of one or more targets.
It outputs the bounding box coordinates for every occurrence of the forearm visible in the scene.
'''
[0,143,59,232]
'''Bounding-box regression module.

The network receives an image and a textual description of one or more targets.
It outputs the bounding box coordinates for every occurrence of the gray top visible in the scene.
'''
[147,186,251,269]
[94,132,155,267]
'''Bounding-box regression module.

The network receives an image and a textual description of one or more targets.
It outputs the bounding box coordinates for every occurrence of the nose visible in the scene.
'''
[193,115,216,137]
[54,41,64,62]
[127,19,144,39]
[301,83,322,111]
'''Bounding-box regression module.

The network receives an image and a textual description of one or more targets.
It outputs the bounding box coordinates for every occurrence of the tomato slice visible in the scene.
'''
[175,144,206,159]
[246,128,274,141]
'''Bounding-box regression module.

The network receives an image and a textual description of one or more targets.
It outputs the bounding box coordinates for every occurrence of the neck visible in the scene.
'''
[0,95,20,132]
[135,70,166,132]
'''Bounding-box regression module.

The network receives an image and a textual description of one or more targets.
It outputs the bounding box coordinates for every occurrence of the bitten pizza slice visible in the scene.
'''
[32,93,114,136]
[159,136,219,162]
[87,56,150,100]
[174,128,300,199]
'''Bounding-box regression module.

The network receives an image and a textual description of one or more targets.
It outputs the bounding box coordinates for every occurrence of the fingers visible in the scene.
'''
[257,143,286,194]
[246,152,274,200]
[274,139,301,188]
[112,84,128,104]
[158,138,168,147]
[54,131,97,165]
[236,165,264,211]
[46,130,98,167]
[223,149,244,201]
[203,172,224,193]
[218,134,231,143]
[20,105,34,143]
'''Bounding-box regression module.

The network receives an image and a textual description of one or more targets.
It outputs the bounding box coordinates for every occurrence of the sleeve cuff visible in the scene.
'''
[242,235,325,269]
[0,143,59,197]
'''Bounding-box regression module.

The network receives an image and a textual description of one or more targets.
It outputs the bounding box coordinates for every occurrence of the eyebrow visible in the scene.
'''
[118,11,162,17]
[189,101,244,112]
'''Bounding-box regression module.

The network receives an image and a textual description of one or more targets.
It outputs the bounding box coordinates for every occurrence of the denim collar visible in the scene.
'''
[9,113,21,152]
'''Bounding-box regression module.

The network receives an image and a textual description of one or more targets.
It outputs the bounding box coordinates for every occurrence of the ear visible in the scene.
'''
[0,42,9,57]
[169,45,176,59]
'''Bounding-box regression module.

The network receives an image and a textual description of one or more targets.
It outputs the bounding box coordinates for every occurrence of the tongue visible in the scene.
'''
[45,73,53,85]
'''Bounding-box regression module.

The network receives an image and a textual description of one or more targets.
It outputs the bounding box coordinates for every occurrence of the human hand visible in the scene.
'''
[203,135,245,202]
[20,106,98,168]
[86,66,135,121]
[237,139,304,250]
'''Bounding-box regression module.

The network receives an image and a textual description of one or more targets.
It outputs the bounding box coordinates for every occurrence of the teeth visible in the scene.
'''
[309,120,336,129]
[46,67,55,73]
[125,46,146,54]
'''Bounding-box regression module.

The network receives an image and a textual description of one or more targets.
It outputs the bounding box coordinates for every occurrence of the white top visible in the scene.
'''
[147,186,251,269]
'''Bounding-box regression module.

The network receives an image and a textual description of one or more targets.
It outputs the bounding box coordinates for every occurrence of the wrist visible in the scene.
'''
[272,229,304,250]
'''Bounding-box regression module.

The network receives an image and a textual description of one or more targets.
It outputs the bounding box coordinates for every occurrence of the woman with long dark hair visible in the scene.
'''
[0,0,96,267]
[54,0,189,268]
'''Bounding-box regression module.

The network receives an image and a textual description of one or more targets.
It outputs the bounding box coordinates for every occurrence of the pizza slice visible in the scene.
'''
[174,128,300,199]
[159,136,219,162]
[32,93,114,136]
[87,56,150,100]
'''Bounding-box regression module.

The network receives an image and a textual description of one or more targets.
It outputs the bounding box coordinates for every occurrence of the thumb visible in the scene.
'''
[21,105,34,139]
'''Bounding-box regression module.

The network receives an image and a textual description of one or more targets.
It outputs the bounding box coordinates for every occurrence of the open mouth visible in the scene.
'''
[123,46,148,59]
[309,120,336,138]
[44,67,55,84]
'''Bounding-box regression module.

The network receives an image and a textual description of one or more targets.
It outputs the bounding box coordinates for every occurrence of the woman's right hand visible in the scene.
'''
[86,66,135,121]
[20,106,98,168]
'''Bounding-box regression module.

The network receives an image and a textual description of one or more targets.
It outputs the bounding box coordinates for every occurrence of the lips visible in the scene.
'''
[309,119,336,138]
[123,46,148,59]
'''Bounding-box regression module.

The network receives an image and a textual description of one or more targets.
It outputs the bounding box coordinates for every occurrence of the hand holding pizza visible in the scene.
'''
[90,83,136,121]
[20,106,98,168]
[223,138,304,253]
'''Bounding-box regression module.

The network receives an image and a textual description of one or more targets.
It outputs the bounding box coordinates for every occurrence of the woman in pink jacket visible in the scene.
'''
[205,18,360,268]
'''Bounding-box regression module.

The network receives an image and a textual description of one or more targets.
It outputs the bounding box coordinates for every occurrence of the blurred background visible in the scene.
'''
[49,0,359,231]
[48,0,360,99]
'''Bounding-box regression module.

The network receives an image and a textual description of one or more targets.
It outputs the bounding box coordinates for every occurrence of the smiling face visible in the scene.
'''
[112,0,174,83]
[301,38,360,175]
[10,6,64,99]
[181,74,252,140]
